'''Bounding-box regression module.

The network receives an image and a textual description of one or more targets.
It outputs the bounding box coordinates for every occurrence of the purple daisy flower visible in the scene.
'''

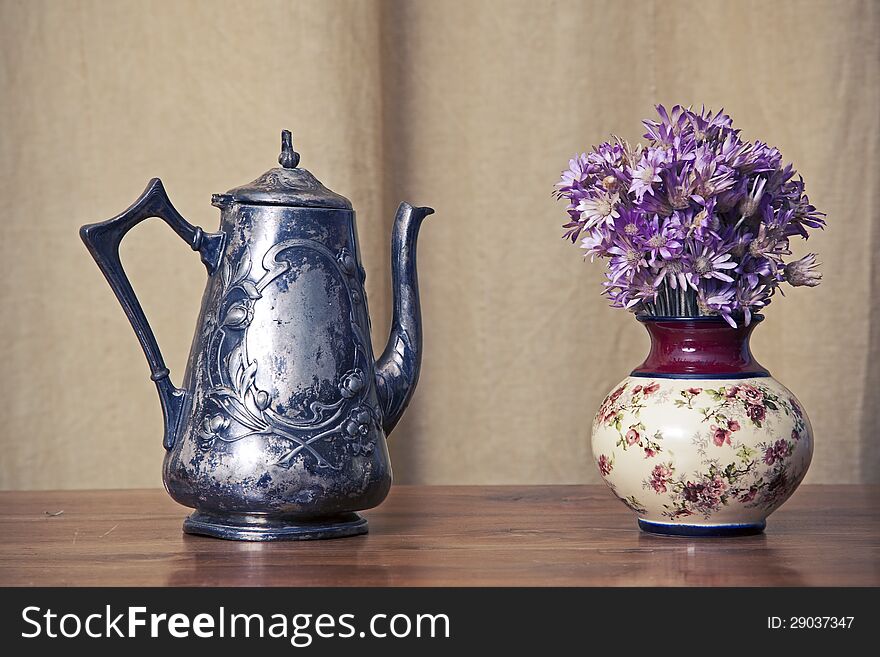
[576,191,621,229]
[734,280,770,325]
[639,214,683,263]
[696,279,738,326]
[607,234,649,283]
[625,270,661,309]
[685,245,738,288]
[686,106,734,143]
[661,166,696,211]
[589,141,626,170]
[613,208,650,242]
[628,149,667,201]
[690,201,723,240]
[642,104,689,143]
[556,153,592,196]
[691,150,737,199]
[748,224,791,272]
[737,254,774,288]
[580,225,613,261]
[654,256,689,291]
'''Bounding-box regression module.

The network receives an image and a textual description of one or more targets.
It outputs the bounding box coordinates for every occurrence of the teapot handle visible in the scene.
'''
[79,178,225,450]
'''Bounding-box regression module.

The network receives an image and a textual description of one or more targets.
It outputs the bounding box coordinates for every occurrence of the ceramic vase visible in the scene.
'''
[591,316,812,536]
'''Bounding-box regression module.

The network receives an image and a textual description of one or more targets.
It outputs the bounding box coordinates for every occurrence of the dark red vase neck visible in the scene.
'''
[631,316,770,378]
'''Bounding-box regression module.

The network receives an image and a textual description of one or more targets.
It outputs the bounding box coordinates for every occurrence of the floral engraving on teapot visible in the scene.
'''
[79,133,435,540]
[197,239,380,470]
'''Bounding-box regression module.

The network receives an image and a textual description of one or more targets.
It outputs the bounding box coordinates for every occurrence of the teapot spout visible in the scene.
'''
[375,202,435,435]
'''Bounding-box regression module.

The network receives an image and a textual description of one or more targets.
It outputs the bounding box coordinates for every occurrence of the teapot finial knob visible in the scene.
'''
[278,130,300,169]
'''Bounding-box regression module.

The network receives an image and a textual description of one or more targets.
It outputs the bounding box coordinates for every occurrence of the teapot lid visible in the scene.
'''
[214,130,352,210]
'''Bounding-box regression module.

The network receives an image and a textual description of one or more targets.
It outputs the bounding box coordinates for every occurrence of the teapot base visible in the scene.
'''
[182,510,368,541]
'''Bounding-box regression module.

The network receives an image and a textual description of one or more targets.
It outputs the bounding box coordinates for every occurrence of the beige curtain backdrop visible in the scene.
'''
[1,0,877,489]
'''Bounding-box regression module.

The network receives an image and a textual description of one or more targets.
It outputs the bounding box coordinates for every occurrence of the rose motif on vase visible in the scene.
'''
[592,377,812,526]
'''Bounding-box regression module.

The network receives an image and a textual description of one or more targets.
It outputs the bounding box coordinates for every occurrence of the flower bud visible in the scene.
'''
[254,390,270,410]
[208,415,228,432]
[784,254,822,287]
[738,196,759,219]
[222,303,252,328]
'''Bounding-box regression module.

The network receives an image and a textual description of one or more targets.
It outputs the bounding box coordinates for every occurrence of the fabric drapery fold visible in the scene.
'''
[1,0,877,488]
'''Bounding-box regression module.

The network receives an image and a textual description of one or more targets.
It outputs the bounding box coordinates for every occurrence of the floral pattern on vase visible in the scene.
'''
[592,376,812,530]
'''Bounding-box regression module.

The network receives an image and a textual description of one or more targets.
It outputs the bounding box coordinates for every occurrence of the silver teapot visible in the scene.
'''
[81,131,434,540]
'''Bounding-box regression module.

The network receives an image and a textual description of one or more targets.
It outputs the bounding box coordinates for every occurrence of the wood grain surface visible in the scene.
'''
[0,485,876,586]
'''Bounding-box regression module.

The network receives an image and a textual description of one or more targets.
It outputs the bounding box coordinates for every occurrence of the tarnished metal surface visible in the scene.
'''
[80,131,434,540]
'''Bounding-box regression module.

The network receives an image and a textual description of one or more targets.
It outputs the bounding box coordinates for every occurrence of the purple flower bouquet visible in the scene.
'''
[555,105,825,326]
[564,107,822,535]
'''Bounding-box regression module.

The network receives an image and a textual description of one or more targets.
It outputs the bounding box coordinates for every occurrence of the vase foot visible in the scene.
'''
[183,510,368,541]
[638,518,765,537]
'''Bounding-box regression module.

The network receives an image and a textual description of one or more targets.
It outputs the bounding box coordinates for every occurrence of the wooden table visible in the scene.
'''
[0,485,876,586]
